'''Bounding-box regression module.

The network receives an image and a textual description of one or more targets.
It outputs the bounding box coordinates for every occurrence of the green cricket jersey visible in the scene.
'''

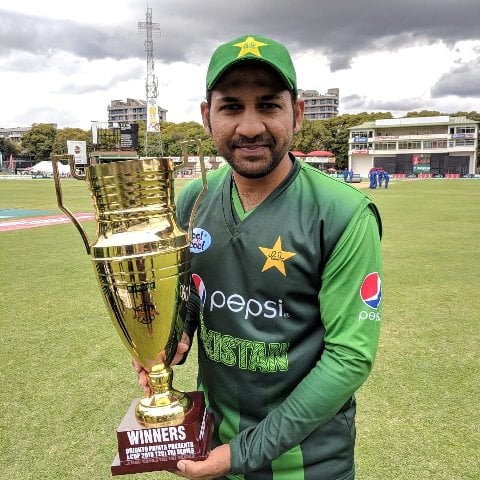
[176,156,382,480]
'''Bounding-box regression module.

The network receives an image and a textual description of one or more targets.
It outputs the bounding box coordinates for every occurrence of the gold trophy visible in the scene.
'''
[51,140,211,475]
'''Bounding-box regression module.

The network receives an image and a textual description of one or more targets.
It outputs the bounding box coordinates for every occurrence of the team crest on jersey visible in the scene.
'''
[360,272,382,309]
[259,236,296,277]
[192,273,207,307]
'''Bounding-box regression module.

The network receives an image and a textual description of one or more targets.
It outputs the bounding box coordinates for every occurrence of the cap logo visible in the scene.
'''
[233,36,268,58]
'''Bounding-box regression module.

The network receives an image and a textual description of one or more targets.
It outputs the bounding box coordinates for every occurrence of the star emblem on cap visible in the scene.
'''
[233,36,268,58]
[259,236,296,276]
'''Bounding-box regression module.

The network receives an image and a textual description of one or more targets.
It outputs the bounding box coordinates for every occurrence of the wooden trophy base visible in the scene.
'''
[111,391,212,475]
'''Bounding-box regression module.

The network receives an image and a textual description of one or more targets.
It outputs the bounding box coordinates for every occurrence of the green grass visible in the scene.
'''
[356,180,480,479]
[1,178,479,479]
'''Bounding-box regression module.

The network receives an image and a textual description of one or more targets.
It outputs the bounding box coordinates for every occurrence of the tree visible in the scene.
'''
[51,127,91,155]
[405,110,443,117]
[157,122,215,156]
[12,108,480,169]
[453,111,480,124]
[291,119,329,154]
[133,121,215,157]
[0,137,21,164]
[20,123,57,161]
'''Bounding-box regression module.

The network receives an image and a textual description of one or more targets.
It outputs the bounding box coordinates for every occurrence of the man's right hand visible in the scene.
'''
[131,357,151,396]
[131,332,191,396]
[171,332,191,366]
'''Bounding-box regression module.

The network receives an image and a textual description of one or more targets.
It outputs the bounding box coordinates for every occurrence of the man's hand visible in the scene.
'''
[175,444,231,479]
[131,357,151,396]
[171,332,191,366]
[131,332,191,396]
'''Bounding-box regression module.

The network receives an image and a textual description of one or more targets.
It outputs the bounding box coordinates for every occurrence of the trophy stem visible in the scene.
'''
[135,363,192,427]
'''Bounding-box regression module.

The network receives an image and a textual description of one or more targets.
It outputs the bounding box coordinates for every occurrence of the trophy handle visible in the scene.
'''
[179,139,208,241]
[51,154,91,253]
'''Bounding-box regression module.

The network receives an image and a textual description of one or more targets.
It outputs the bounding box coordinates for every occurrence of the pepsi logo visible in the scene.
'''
[360,272,382,309]
[192,273,207,307]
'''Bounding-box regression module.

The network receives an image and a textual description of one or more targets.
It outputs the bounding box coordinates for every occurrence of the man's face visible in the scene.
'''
[201,63,304,179]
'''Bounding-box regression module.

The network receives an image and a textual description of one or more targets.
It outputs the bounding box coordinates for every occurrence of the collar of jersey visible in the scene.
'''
[231,179,254,220]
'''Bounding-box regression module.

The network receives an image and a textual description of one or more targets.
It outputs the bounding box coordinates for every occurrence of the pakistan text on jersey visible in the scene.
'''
[200,318,289,373]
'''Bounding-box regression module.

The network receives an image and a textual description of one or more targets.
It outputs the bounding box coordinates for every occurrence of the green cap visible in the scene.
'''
[206,34,297,93]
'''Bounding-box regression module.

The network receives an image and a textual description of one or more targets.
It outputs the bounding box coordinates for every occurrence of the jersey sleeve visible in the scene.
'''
[229,202,382,474]
[174,181,202,363]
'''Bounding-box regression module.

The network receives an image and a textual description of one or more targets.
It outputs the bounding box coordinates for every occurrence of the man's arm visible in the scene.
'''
[227,204,382,473]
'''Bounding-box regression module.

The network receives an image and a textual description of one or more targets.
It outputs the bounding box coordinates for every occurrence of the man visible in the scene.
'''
[368,167,377,189]
[135,34,382,480]
[377,168,384,188]
[384,171,390,188]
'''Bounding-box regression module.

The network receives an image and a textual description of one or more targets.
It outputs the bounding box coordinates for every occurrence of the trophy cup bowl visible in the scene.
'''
[88,155,192,427]
[51,142,211,474]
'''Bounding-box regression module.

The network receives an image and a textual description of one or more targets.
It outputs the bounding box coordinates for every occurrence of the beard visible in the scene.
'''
[218,134,288,179]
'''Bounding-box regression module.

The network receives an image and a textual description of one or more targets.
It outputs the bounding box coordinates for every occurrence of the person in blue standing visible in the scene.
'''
[377,168,383,188]
[343,167,349,182]
[384,171,390,188]
[349,168,354,183]
[368,167,377,189]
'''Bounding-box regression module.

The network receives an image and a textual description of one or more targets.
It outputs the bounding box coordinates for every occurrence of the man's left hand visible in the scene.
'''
[174,444,231,479]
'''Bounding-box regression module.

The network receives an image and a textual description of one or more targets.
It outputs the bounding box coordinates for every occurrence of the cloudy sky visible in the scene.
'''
[2,0,480,129]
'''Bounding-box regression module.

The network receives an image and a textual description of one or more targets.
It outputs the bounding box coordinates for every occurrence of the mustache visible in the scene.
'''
[229,135,275,148]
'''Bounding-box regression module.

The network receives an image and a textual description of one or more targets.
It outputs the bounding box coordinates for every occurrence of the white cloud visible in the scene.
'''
[4,0,136,24]
[2,0,480,129]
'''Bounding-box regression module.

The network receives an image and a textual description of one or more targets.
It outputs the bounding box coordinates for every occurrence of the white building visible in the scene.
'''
[298,88,339,120]
[0,126,31,143]
[107,98,167,127]
[348,116,478,177]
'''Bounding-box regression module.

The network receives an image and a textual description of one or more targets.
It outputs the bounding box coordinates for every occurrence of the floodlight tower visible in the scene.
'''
[138,6,162,155]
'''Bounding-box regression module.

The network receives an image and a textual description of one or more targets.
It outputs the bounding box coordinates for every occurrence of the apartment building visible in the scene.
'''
[348,116,478,177]
[107,98,167,126]
[0,126,31,143]
[298,88,339,120]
